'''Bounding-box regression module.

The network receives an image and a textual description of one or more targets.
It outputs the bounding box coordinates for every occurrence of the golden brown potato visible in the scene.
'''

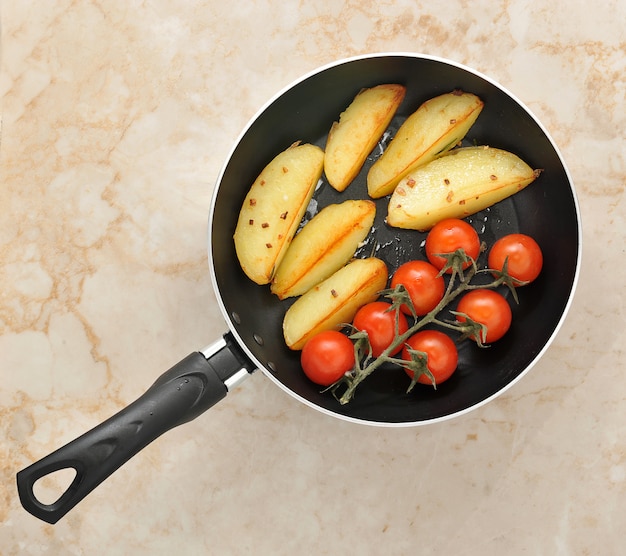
[387,146,540,230]
[324,84,406,192]
[283,257,388,350]
[233,142,324,284]
[271,199,376,299]
[367,91,484,199]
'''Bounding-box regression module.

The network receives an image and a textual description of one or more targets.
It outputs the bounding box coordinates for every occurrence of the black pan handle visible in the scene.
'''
[16,332,256,524]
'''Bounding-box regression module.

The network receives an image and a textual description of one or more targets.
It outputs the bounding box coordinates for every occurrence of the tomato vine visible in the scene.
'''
[329,244,525,405]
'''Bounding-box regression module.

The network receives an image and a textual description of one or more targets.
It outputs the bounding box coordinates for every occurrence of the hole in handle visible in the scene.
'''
[32,467,78,506]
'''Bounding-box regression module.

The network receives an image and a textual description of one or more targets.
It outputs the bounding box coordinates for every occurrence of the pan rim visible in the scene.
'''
[207,52,582,427]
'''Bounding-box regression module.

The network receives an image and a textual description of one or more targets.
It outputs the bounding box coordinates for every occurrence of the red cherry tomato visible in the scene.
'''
[425,218,480,272]
[301,330,355,386]
[390,260,445,316]
[353,301,408,357]
[488,233,543,285]
[402,330,458,385]
[455,289,512,343]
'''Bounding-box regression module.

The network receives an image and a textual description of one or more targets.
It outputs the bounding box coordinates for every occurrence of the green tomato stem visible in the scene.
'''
[334,251,519,405]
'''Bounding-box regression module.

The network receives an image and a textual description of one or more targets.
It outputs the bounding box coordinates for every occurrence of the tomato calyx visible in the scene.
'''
[399,346,436,392]
[346,304,436,392]
[348,327,374,363]
[448,311,489,347]
[486,256,526,302]
[433,244,484,279]
[382,283,419,318]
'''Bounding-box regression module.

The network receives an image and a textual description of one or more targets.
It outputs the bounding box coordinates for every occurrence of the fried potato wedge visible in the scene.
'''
[283,257,388,351]
[367,91,484,198]
[324,84,406,192]
[387,146,540,231]
[271,199,376,299]
[234,142,324,284]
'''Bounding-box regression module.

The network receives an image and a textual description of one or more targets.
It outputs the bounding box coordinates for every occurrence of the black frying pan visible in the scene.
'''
[17,53,581,524]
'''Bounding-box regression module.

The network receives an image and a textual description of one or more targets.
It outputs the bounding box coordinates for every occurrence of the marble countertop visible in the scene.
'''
[1,2,624,554]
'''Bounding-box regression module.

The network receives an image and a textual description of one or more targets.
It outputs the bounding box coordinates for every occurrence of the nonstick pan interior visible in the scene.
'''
[209,53,580,425]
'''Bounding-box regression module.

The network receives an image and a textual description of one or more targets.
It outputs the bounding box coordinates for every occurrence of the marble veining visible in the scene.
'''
[1,1,625,554]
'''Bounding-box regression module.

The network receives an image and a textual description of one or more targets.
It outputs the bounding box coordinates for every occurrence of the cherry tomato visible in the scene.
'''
[390,260,445,316]
[455,289,512,343]
[301,330,355,386]
[402,330,458,385]
[425,218,480,272]
[353,301,409,357]
[488,233,543,285]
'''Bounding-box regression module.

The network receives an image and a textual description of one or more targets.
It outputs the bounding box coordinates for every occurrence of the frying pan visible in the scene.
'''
[16,53,581,524]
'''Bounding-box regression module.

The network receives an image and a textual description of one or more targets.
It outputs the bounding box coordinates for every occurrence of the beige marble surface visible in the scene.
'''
[1,1,624,554]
